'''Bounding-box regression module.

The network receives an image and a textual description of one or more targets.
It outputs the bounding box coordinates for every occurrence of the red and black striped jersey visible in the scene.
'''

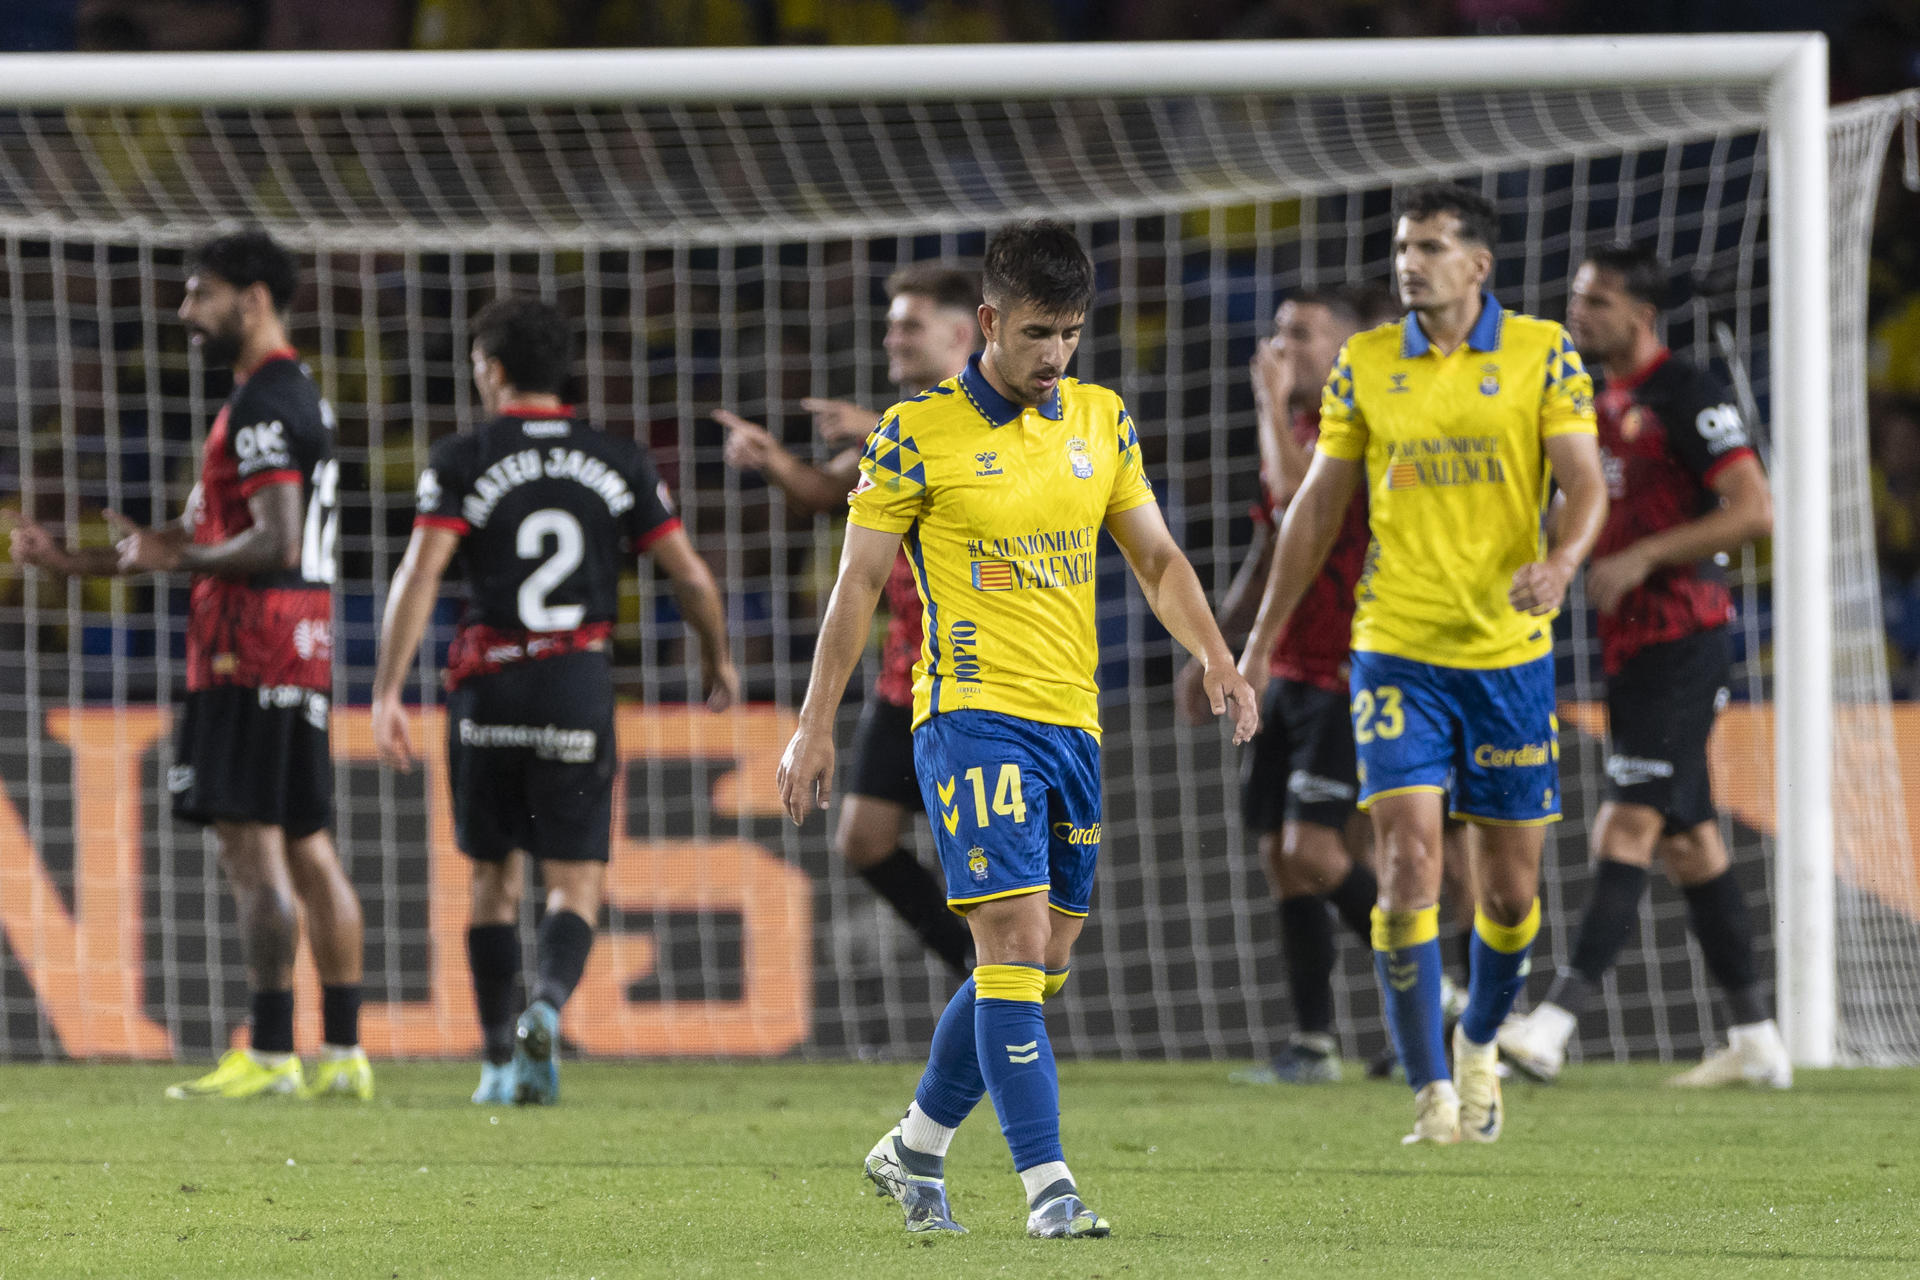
[415,407,680,688]
[1593,350,1758,673]
[186,349,336,692]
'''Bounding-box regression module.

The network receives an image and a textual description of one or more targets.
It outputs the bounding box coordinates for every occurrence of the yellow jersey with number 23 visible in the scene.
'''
[1314,293,1596,669]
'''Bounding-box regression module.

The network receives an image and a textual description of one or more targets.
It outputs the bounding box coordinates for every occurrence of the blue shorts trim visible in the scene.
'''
[912,709,1102,916]
[1348,650,1561,825]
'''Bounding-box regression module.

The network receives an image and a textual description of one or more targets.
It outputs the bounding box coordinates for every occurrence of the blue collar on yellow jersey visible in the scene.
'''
[1399,291,1506,358]
[956,351,1065,426]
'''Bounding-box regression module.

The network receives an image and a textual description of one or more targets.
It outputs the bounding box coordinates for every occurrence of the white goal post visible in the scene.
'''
[0,35,1880,1068]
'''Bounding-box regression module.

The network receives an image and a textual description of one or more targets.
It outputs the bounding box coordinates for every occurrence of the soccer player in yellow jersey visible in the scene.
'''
[1239,185,1609,1145]
[779,221,1259,1236]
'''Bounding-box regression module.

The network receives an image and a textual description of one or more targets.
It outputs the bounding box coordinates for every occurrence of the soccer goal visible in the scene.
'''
[0,36,1913,1069]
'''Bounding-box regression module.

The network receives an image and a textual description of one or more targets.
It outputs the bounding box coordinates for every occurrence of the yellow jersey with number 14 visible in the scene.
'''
[847,353,1157,737]
[1314,293,1596,669]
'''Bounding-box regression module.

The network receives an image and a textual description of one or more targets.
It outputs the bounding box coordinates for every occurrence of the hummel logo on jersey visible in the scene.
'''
[1005,1040,1040,1064]
[1606,754,1676,786]
[521,418,571,438]
[1389,372,1410,394]
[974,450,1003,476]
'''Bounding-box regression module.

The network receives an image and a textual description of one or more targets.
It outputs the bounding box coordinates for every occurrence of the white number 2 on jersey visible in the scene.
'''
[517,508,586,631]
[300,458,339,585]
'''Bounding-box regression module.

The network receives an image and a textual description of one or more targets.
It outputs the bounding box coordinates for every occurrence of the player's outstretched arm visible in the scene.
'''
[1511,432,1608,616]
[1106,502,1260,745]
[1238,451,1362,696]
[646,527,741,713]
[1587,453,1770,614]
[122,483,301,579]
[714,409,854,516]
[7,512,125,578]
[801,397,879,448]
[369,525,460,773]
[776,522,901,823]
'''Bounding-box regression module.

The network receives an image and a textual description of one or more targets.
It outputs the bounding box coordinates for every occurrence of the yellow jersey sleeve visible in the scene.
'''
[846,409,926,534]
[1539,326,1598,439]
[1313,343,1367,461]
[1107,404,1156,516]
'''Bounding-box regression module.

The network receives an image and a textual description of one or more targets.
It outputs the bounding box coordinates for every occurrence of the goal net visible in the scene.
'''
[0,41,1913,1067]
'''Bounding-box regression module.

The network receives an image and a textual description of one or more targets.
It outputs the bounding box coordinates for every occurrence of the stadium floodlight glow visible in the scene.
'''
[1,36,1909,1072]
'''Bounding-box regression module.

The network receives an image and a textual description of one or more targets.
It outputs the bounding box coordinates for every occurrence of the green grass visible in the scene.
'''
[0,1060,1914,1278]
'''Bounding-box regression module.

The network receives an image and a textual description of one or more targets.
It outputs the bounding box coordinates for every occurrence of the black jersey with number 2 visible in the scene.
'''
[414,406,681,686]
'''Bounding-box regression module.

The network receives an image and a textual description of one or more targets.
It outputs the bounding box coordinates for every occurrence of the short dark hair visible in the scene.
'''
[1581,243,1667,310]
[982,220,1094,317]
[885,263,980,313]
[1293,284,1401,329]
[1395,183,1499,251]
[472,295,573,397]
[188,229,299,311]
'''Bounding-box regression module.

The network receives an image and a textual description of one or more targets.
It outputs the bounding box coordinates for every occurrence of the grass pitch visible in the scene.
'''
[0,1059,1913,1278]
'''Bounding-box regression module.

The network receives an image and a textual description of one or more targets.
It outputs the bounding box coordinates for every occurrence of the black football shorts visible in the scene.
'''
[445,651,617,863]
[1604,626,1731,834]
[1240,677,1359,834]
[169,684,334,839]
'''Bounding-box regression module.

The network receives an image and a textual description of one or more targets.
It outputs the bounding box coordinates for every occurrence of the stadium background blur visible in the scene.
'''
[0,3,1915,1072]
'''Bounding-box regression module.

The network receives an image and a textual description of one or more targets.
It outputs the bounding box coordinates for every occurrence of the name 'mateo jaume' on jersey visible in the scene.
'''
[1314,295,1597,669]
[846,353,1156,736]
[414,406,680,688]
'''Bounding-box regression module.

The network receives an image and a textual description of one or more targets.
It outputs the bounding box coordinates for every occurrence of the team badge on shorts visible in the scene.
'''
[967,846,990,883]
[1066,437,1094,479]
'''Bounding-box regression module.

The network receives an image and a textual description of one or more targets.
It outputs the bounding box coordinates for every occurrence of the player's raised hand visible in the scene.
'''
[1509,555,1577,616]
[7,513,59,569]
[1250,336,1294,416]
[1205,659,1262,745]
[107,510,182,574]
[713,410,778,471]
[371,692,417,773]
[776,726,834,825]
[800,397,877,447]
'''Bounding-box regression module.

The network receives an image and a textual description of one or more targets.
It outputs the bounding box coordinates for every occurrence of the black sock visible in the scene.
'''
[321,984,362,1048]
[250,989,295,1055]
[467,924,520,1066]
[531,909,595,1012]
[1682,868,1768,1026]
[1553,860,1649,1015]
[1278,895,1336,1036]
[859,849,972,974]
[1324,863,1378,943]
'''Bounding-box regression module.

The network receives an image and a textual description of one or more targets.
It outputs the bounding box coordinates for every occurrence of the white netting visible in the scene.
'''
[0,61,1911,1065]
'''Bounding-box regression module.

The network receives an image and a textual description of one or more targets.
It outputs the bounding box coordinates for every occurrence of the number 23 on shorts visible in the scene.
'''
[1352,685,1405,744]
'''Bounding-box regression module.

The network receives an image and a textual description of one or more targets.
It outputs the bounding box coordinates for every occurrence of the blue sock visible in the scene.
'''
[974,962,1061,1171]
[913,977,984,1128]
[1373,906,1448,1091]
[1460,900,1541,1045]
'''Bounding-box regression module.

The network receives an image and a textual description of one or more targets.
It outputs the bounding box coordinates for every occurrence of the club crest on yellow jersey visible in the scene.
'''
[1066,436,1094,479]
[1479,363,1501,396]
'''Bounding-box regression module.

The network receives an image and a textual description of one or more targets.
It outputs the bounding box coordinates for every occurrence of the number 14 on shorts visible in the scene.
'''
[935,764,1027,834]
